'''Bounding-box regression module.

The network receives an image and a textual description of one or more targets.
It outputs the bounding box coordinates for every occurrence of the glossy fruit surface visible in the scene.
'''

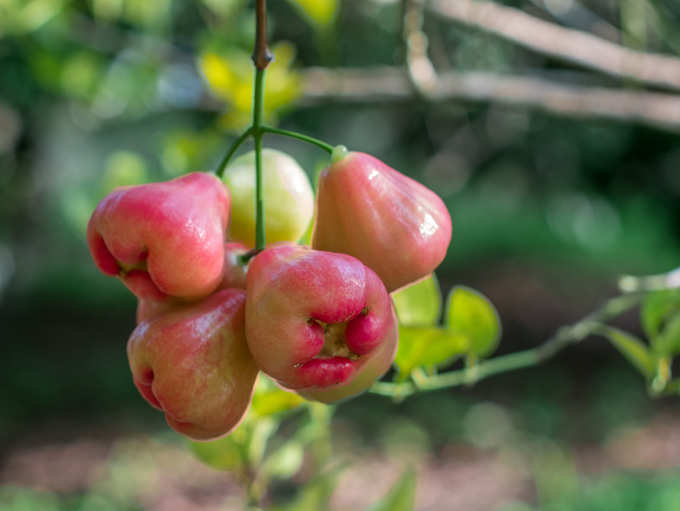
[88,172,229,300]
[312,150,452,292]
[128,289,257,440]
[135,242,250,323]
[245,244,398,403]
[223,149,314,247]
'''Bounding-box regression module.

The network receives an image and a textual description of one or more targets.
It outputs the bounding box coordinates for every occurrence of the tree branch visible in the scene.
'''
[370,293,643,400]
[428,0,680,92]
[299,67,680,131]
[403,0,438,96]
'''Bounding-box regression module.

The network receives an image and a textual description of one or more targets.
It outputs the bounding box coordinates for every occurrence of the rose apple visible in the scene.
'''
[223,149,314,248]
[136,242,250,323]
[87,172,229,300]
[312,148,452,292]
[128,289,257,440]
[245,244,398,403]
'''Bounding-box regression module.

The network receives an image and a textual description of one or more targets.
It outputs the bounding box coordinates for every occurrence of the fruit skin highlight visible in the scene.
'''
[136,242,250,323]
[245,244,398,403]
[87,172,230,301]
[223,149,314,248]
[312,149,452,292]
[127,289,258,440]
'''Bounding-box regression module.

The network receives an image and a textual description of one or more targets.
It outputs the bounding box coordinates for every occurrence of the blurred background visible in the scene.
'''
[2,0,680,509]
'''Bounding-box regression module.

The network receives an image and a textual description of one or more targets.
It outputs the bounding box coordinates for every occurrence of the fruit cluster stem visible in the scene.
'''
[213,0,335,255]
[251,0,271,252]
[252,67,267,251]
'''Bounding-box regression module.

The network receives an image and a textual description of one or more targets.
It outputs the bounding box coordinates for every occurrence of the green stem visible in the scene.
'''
[252,68,266,250]
[215,127,253,178]
[260,126,335,154]
[371,293,643,400]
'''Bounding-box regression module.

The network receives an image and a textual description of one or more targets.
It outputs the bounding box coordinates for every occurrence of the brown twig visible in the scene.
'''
[252,0,273,70]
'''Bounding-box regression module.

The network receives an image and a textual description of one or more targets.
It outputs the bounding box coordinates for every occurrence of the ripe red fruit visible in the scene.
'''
[312,149,452,292]
[87,172,229,300]
[128,289,257,440]
[245,244,398,403]
[135,242,249,323]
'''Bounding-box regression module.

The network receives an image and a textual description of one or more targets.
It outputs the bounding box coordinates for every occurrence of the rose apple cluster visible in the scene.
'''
[87,147,451,440]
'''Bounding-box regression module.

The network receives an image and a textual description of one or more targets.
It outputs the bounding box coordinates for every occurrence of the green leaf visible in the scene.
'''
[188,436,244,472]
[599,326,656,379]
[394,326,467,379]
[641,289,680,354]
[392,274,441,327]
[446,286,501,358]
[367,467,417,511]
[251,375,305,417]
[652,314,680,356]
[641,289,680,338]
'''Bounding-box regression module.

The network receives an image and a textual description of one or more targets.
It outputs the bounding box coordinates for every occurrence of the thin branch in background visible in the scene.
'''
[299,67,680,131]
[403,0,438,96]
[370,293,643,400]
[525,0,621,43]
[428,0,680,92]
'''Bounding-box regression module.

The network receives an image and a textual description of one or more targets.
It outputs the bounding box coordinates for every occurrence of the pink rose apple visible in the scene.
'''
[312,149,452,292]
[245,244,398,403]
[128,289,257,440]
[87,172,229,300]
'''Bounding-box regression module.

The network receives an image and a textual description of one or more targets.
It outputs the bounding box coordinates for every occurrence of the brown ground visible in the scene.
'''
[2,410,680,511]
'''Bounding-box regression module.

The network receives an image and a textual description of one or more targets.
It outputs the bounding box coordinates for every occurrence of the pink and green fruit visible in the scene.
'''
[128,289,258,440]
[312,148,452,292]
[245,244,398,403]
[87,172,230,300]
[223,149,314,248]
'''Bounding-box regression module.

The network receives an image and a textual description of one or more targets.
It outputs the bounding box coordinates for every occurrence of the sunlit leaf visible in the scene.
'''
[367,467,417,511]
[446,286,501,358]
[600,325,656,379]
[199,43,301,132]
[252,386,305,417]
[286,0,338,28]
[394,326,467,379]
[392,274,441,327]
[251,375,305,417]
